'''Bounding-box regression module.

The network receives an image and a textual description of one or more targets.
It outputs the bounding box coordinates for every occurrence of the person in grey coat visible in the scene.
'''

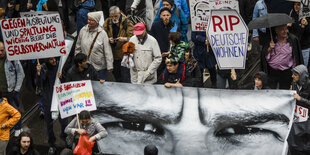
[65,110,108,153]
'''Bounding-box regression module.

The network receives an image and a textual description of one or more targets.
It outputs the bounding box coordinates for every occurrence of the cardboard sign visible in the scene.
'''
[300,0,310,19]
[50,37,74,113]
[20,11,59,17]
[189,0,239,31]
[207,9,248,69]
[0,14,66,60]
[294,105,309,122]
[55,80,97,119]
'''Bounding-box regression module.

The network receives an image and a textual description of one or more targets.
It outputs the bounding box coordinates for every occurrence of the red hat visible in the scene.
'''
[134,23,146,35]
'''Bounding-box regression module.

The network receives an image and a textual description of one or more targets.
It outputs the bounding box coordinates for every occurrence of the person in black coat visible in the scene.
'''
[288,64,310,154]
[150,7,175,79]
[238,0,258,25]
[262,25,304,89]
[191,31,217,88]
[157,60,192,88]
[64,53,99,82]
[8,132,40,155]
[288,1,310,67]
[232,71,270,90]
[292,65,310,119]
[35,57,68,154]
[185,49,202,87]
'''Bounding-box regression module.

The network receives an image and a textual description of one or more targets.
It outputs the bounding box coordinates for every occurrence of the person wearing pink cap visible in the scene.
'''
[128,23,162,84]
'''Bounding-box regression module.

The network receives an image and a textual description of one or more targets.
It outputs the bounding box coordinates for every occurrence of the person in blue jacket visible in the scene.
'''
[76,0,95,34]
[158,0,190,20]
[154,0,188,42]
[191,31,217,88]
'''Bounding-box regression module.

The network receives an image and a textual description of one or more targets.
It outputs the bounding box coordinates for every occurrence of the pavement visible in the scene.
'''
[6,82,67,154]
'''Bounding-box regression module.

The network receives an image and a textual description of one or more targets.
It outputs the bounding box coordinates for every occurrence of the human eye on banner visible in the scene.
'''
[0,13,66,61]
[189,0,239,32]
[90,82,295,155]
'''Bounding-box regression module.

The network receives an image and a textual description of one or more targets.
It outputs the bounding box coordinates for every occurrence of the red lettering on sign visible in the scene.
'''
[212,16,224,32]
[1,18,26,30]
[299,107,303,115]
[228,15,240,31]
[212,15,240,32]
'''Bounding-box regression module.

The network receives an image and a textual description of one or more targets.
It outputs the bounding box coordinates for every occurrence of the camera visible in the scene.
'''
[113,38,118,44]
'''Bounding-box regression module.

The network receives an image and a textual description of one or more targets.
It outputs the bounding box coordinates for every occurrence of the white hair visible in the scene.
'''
[109,6,120,14]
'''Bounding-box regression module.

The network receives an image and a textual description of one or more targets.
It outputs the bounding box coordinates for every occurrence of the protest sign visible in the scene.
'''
[51,37,74,115]
[55,80,97,119]
[0,14,66,60]
[207,9,248,69]
[189,0,239,31]
[20,11,59,17]
[90,82,295,155]
[300,0,310,19]
[294,105,309,122]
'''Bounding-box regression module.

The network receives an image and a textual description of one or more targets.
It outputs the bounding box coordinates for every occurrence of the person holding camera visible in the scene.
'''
[104,6,134,83]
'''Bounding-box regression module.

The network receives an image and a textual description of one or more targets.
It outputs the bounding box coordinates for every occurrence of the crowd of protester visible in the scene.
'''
[0,0,310,154]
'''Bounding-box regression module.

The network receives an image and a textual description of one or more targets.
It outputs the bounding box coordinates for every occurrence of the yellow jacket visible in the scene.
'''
[0,98,21,141]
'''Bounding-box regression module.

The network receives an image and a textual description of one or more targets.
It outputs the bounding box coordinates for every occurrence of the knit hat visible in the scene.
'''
[163,0,174,6]
[88,11,103,24]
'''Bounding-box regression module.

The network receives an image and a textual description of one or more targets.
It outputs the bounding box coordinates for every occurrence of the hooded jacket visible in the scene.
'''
[236,71,270,89]
[292,65,310,109]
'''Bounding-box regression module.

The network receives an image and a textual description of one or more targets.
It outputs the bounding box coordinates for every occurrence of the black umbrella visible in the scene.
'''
[248,13,294,30]
[248,13,294,41]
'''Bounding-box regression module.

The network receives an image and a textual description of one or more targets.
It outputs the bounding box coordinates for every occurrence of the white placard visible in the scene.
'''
[294,105,309,122]
[0,14,66,60]
[189,0,239,31]
[300,0,310,19]
[55,80,97,119]
[207,9,248,69]
[20,11,59,17]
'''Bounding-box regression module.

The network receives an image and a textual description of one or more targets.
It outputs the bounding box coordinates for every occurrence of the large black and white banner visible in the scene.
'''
[91,82,295,155]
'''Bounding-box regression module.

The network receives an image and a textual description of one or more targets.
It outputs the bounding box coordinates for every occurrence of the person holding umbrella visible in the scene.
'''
[248,13,304,89]
[264,24,303,89]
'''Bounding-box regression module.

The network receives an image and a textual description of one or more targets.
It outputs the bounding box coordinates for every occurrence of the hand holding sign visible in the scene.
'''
[55,80,97,119]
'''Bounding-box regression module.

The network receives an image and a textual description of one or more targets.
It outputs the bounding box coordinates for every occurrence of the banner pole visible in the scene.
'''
[76,113,81,129]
